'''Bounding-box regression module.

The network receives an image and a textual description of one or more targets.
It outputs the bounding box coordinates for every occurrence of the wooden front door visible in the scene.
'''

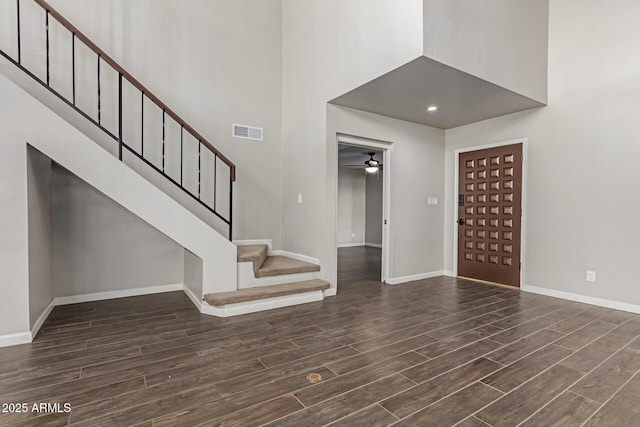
[457,143,523,287]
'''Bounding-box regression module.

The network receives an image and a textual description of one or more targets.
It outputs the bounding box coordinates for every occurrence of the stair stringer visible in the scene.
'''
[2,73,237,304]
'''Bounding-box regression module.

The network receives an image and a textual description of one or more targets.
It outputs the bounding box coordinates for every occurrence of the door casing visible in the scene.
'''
[336,133,393,284]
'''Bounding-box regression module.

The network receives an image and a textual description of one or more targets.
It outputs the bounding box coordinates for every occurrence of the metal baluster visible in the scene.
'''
[16,0,21,64]
[118,73,123,160]
[162,110,165,172]
[72,34,75,105]
[228,174,233,240]
[180,126,183,185]
[198,141,201,199]
[97,55,101,124]
[45,11,49,85]
[141,92,144,156]
[213,154,218,212]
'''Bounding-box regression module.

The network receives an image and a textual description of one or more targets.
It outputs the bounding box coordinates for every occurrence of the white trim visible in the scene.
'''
[30,298,56,339]
[201,290,325,317]
[443,270,455,277]
[386,270,445,285]
[365,242,383,248]
[324,287,337,297]
[54,283,184,305]
[453,138,528,286]
[522,285,640,315]
[233,239,273,254]
[337,243,365,248]
[337,134,393,284]
[0,333,32,348]
[271,250,320,266]
[182,284,202,309]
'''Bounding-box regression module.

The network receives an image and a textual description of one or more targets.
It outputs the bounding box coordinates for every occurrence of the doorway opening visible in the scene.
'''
[336,135,392,287]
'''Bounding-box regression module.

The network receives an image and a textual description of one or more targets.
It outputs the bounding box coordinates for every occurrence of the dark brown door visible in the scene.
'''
[457,143,523,287]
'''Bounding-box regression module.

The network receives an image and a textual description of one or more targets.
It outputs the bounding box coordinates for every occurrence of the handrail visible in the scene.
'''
[34,0,236,181]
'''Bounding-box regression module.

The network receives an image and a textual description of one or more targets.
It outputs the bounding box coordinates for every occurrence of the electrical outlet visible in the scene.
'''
[351,233,355,239]
[586,270,596,282]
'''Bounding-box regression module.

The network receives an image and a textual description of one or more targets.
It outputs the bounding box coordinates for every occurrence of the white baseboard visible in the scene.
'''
[271,250,320,266]
[324,287,337,297]
[30,298,56,340]
[234,239,273,254]
[386,270,445,285]
[1,284,187,348]
[201,290,325,317]
[0,332,32,348]
[522,285,640,315]
[55,283,184,305]
[337,243,365,248]
[365,242,383,248]
[182,284,202,309]
[443,270,455,277]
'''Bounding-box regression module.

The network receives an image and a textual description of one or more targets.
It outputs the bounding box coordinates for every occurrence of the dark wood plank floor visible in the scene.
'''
[1,246,639,426]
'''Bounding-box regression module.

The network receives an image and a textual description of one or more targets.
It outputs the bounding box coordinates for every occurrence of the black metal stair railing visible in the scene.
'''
[0,0,235,239]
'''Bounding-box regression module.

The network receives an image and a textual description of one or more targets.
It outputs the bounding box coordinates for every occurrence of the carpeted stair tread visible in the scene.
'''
[204,279,330,306]
[236,244,268,272]
[255,255,320,278]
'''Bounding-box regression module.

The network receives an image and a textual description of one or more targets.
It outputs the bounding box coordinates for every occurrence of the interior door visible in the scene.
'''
[457,143,523,287]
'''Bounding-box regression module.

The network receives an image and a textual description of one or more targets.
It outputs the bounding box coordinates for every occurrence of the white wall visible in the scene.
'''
[282,0,424,285]
[423,0,549,103]
[365,171,383,245]
[42,0,284,246]
[27,146,54,330]
[52,165,184,297]
[444,0,640,308]
[184,249,203,303]
[328,106,445,285]
[337,167,366,246]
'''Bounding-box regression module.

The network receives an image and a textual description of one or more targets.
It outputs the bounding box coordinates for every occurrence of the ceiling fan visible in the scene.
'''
[344,152,383,173]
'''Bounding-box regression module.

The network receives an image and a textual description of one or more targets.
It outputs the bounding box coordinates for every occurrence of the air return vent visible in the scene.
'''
[232,124,263,141]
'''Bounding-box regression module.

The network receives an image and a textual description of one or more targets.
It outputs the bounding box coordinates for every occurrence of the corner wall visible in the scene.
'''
[27,146,54,331]
[365,172,383,246]
[423,0,549,103]
[337,168,366,246]
[282,0,424,284]
[444,0,640,309]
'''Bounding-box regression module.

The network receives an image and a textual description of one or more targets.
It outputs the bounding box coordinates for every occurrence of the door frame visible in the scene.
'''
[452,138,528,286]
[336,133,393,283]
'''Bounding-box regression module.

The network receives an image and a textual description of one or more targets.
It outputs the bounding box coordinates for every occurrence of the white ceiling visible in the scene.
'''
[330,56,545,130]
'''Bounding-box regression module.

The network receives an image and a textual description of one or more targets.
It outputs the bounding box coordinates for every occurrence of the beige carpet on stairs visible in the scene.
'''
[254,255,320,278]
[204,279,330,306]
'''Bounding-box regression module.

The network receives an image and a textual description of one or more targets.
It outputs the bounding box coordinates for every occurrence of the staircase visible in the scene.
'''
[202,244,330,316]
[0,0,332,324]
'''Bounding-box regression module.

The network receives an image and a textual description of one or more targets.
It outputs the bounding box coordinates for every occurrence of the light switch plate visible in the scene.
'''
[427,197,438,206]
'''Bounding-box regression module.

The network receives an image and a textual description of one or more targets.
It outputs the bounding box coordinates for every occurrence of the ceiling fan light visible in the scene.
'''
[365,166,378,173]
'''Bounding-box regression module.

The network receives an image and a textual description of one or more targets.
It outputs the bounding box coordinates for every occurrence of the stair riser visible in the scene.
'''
[237,262,320,289]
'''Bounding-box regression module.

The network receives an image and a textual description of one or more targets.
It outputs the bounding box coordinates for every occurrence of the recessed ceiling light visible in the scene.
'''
[426,105,438,112]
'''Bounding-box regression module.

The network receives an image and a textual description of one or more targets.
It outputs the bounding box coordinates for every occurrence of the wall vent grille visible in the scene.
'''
[232,124,263,141]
